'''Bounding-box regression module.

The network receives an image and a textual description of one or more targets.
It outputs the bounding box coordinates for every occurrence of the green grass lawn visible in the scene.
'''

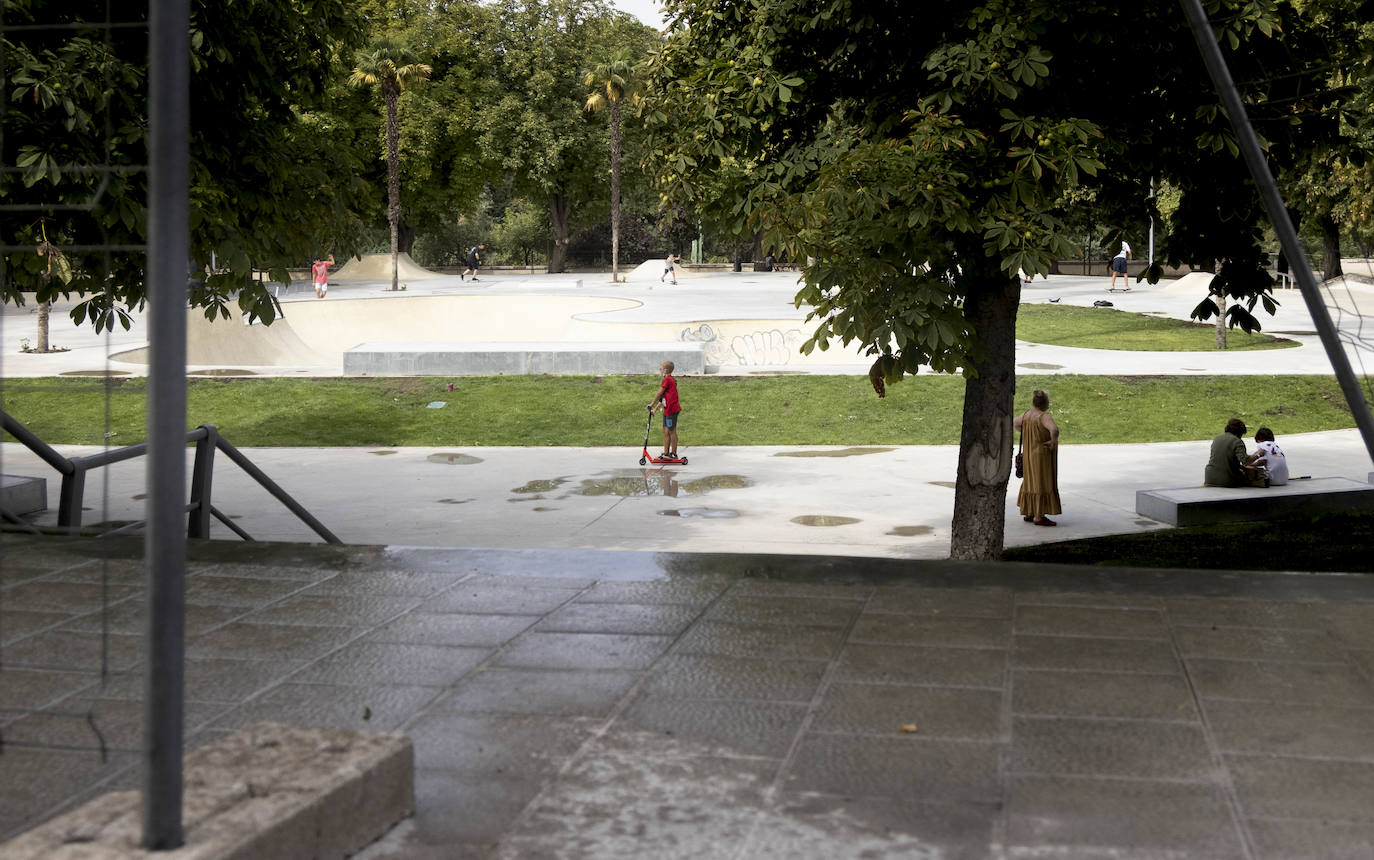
[1016,304,1298,351]
[1004,511,1374,573]
[0,373,1356,447]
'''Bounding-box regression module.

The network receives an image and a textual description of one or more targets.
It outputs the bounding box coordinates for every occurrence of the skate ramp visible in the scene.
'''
[624,258,706,282]
[332,252,440,282]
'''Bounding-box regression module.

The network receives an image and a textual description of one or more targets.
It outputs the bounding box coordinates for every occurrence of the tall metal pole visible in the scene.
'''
[143,0,189,848]
[1180,0,1374,468]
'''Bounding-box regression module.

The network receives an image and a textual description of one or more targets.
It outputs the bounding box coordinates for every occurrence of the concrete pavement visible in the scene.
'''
[4,535,1374,858]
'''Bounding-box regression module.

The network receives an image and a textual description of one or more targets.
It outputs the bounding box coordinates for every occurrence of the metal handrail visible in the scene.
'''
[0,410,340,543]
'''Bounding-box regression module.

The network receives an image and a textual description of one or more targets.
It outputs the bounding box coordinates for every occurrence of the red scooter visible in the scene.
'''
[639,407,687,466]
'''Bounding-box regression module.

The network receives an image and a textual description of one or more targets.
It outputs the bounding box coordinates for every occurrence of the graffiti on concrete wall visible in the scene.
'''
[681,324,805,367]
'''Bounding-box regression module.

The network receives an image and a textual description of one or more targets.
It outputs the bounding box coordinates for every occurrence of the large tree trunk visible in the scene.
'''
[36,300,50,352]
[1319,213,1343,280]
[949,272,1022,560]
[610,101,621,281]
[548,192,571,273]
[385,81,401,292]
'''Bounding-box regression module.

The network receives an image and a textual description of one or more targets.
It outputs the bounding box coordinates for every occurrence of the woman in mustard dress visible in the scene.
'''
[1015,389,1062,526]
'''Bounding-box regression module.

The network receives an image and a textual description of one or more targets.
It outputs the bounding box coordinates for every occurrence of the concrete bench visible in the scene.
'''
[343,341,705,376]
[1,474,46,516]
[1136,477,1374,526]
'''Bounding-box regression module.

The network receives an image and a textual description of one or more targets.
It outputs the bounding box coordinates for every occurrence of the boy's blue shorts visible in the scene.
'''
[663,412,680,430]
[1111,256,1128,274]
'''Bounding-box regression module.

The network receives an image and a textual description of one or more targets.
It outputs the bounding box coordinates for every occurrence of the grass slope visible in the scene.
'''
[0,374,1356,447]
[1016,304,1297,351]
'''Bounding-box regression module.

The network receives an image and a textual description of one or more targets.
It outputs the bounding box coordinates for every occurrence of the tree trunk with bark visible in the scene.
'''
[1319,213,1343,280]
[949,272,1022,560]
[610,100,622,282]
[384,79,401,291]
[36,300,50,352]
[1215,291,1227,350]
[548,192,571,273]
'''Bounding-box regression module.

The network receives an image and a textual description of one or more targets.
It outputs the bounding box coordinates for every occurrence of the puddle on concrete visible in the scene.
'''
[773,447,895,458]
[132,493,146,501]
[1182,368,1208,372]
[60,370,130,377]
[791,515,861,527]
[928,481,956,489]
[1134,519,1163,527]
[188,368,256,376]
[658,507,740,519]
[437,498,471,505]
[887,525,934,536]
[369,450,398,456]
[512,478,569,494]
[1018,362,1063,370]
[427,453,483,465]
[575,472,753,498]
[508,495,548,502]
[532,507,557,512]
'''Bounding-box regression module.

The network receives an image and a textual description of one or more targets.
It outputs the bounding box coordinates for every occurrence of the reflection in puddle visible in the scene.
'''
[928,481,956,489]
[658,508,740,519]
[188,368,256,376]
[427,453,483,465]
[533,507,557,512]
[791,515,860,527]
[887,525,934,536]
[60,370,130,377]
[773,447,896,458]
[369,450,398,456]
[437,498,471,505]
[1134,519,1163,527]
[575,472,753,498]
[512,478,569,494]
[132,493,147,500]
[1018,362,1063,370]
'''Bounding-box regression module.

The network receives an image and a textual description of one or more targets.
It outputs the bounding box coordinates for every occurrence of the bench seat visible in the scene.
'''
[1136,477,1374,526]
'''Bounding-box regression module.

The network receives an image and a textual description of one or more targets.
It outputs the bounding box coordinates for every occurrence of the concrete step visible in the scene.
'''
[342,340,706,376]
[1,474,47,516]
[1136,476,1374,526]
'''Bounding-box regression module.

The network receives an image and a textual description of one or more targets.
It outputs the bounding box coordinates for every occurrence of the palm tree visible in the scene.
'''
[583,51,642,283]
[347,38,432,292]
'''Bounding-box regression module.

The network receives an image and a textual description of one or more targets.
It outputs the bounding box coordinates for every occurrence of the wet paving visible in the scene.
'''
[427,453,483,465]
[5,535,1374,858]
[790,515,862,527]
[772,447,896,458]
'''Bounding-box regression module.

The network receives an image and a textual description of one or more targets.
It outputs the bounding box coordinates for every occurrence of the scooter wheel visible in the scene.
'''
[680,457,688,465]
[639,457,647,466]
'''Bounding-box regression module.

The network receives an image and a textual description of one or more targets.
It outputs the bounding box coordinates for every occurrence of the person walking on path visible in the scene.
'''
[311,255,333,299]
[1109,240,1132,291]
[462,243,485,281]
[1015,388,1062,526]
[661,253,681,284]
[648,360,682,459]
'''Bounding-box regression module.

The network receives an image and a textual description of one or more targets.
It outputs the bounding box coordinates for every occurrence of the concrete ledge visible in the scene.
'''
[1136,477,1374,526]
[1,474,47,515]
[342,340,706,376]
[1,723,413,859]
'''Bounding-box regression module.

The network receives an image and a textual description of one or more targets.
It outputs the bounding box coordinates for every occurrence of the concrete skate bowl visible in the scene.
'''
[109,293,866,372]
[330,252,440,282]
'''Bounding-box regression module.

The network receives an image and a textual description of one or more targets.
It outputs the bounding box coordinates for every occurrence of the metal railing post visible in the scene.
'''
[57,468,86,533]
[143,0,190,848]
[187,425,217,539]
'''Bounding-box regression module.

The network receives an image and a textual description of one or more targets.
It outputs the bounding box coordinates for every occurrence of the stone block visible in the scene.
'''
[1136,477,1374,526]
[1,474,47,516]
[0,723,413,859]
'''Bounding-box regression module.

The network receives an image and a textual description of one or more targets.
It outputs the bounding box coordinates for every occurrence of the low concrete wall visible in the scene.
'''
[1,723,413,859]
[1136,477,1374,526]
[1,474,46,515]
[343,340,706,376]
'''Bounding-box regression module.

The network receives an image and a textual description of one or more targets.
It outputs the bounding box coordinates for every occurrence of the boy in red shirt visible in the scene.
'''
[311,255,333,299]
[648,360,682,460]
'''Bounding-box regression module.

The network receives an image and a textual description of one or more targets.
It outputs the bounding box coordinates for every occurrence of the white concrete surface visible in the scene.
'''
[4,430,1370,559]
[6,267,1374,378]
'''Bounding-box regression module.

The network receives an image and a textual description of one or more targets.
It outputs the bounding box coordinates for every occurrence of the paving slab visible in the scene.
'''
[2,535,1374,858]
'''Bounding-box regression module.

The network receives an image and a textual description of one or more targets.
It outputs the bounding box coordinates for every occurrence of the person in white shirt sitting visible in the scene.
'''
[1252,426,1289,485]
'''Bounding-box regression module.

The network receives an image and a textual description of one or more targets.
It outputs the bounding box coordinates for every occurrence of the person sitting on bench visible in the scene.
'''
[1251,426,1289,485]
[1204,418,1268,487]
